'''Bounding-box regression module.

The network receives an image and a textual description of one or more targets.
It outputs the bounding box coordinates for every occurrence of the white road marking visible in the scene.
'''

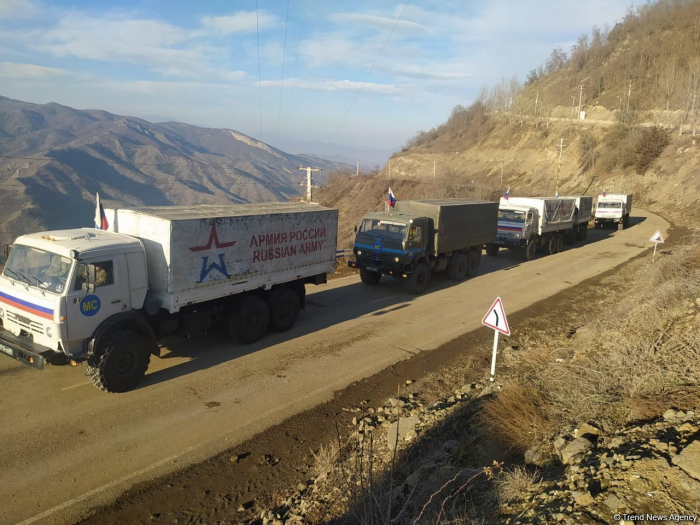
[60,382,91,392]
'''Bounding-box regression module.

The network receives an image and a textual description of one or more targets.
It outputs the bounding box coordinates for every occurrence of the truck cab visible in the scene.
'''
[0,229,148,370]
[494,204,537,249]
[595,194,632,230]
[349,212,429,279]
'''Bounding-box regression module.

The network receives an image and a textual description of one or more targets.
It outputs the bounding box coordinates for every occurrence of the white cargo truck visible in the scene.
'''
[0,203,338,392]
[595,193,632,230]
[560,195,593,244]
[487,197,576,261]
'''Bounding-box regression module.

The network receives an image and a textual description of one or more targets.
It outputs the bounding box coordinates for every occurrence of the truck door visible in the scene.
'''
[65,255,128,351]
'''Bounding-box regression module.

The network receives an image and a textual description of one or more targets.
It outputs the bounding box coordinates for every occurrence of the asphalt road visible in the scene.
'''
[0,210,669,525]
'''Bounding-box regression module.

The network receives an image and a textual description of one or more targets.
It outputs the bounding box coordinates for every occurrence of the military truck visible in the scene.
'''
[349,199,498,295]
[0,203,338,392]
[595,193,633,230]
[488,197,577,260]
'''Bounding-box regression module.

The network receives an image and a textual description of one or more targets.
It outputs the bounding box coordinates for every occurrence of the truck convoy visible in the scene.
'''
[595,193,633,230]
[349,199,498,294]
[488,197,578,260]
[0,203,338,392]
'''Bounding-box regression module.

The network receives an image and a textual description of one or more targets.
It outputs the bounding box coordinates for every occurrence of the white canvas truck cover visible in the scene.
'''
[499,197,576,235]
[106,203,338,313]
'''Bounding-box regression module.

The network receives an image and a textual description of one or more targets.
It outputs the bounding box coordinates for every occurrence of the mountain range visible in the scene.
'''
[0,95,350,246]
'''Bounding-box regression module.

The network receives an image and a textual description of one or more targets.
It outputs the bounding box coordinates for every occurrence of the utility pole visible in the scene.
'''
[356,161,359,177]
[556,138,565,196]
[298,166,321,202]
[571,96,576,120]
[617,96,622,113]
[627,80,632,113]
[577,84,583,120]
[500,157,504,190]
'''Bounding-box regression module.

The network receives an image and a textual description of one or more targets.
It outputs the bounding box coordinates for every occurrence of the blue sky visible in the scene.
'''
[0,0,632,154]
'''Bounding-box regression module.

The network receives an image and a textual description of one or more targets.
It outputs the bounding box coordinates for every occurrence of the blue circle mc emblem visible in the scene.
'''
[80,295,101,316]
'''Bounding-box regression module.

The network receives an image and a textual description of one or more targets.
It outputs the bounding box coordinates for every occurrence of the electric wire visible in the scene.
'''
[330,0,411,142]
[255,0,264,143]
[276,0,291,148]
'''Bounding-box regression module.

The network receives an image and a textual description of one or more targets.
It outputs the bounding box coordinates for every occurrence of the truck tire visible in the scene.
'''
[404,261,431,295]
[466,250,479,277]
[447,253,468,281]
[524,239,537,261]
[268,287,300,332]
[565,228,576,245]
[556,234,564,253]
[86,329,151,393]
[486,244,499,256]
[618,221,625,231]
[360,268,381,285]
[547,235,558,255]
[582,224,588,240]
[595,221,602,229]
[229,296,270,344]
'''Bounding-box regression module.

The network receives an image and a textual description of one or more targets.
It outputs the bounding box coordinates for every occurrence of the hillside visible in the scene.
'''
[315,0,700,238]
[0,96,347,246]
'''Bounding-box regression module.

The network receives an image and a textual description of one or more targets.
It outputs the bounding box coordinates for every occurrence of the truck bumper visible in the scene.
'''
[0,329,51,370]
[494,236,526,248]
[595,217,623,224]
[348,260,405,276]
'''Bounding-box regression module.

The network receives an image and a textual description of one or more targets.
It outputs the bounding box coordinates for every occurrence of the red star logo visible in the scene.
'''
[189,225,236,252]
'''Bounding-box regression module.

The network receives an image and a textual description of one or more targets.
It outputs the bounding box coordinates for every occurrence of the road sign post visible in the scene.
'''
[481,297,510,382]
[649,230,665,262]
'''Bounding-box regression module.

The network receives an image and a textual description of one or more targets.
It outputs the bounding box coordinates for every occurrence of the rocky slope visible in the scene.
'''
[0,96,348,246]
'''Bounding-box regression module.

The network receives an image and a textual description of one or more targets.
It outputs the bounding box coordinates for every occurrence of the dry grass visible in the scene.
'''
[484,235,700,446]
[311,442,339,479]
[494,466,540,503]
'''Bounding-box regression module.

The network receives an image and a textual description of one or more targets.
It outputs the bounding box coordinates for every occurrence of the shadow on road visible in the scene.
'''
[138,216,645,389]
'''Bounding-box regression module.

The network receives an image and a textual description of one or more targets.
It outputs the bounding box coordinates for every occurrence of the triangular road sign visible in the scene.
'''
[649,230,665,244]
[482,297,510,336]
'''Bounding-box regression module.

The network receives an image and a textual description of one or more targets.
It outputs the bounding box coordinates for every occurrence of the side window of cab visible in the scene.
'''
[74,261,115,290]
[408,226,422,243]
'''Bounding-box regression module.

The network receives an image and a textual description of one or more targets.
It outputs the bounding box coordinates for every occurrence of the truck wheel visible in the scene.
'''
[617,221,625,231]
[404,262,431,295]
[447,253,468,281]
[565,228,576,245]
[524,239,537,261]
[582,224,588,240]
[268,288,300,332]
[86,329,151,393]
[360,268,382,285]
[229,296,270,344]
[556,234,564,253]
[486,244,499,256]
[595,221,602,229]
[466,251,480,277]
[547,235,558,255]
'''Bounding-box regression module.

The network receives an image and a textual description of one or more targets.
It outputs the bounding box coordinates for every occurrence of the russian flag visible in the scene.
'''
[387,187,397,208]
[555,191,559,198]
[603,189,607,197]
[94,192,109,230]
[503,187,510,200]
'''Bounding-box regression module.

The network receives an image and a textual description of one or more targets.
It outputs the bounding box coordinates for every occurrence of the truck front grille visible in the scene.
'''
[7,311,43,334]
[358,252,396,264]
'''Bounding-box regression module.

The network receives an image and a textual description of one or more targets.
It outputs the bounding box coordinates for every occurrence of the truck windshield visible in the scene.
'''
[359,219,407,240]
[3,245,73,294]
[598,202,622,209]
[498,210,526,223]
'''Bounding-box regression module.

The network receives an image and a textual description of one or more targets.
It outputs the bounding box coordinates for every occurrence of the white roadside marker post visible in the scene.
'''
[481,297,511,383]
[649,230,665,262]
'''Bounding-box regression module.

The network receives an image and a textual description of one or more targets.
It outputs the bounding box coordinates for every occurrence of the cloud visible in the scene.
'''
[26,12,245,81]
[261,77,400,95]
[328,13,428,35]
[199,10,276,35]
[0,61,66,78]
[0,0,37,19]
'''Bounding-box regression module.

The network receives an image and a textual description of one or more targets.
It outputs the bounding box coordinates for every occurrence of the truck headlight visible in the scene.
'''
[45,326,53,338]
[394,256,400,262]
[0,308,4,319]
[357,250,362,255]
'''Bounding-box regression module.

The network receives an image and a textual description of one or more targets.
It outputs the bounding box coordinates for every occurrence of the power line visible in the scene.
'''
[276,0,291,149]
[330,0,411,142]
[255,0,264,143]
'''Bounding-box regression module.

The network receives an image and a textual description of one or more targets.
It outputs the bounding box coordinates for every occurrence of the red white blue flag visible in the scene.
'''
[503,187,510,200]
[95,192,109,230]
[603,189,607,197]
[387,187,397,208]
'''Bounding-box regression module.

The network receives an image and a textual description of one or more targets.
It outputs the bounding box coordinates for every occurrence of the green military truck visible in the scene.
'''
[349,199,498,294]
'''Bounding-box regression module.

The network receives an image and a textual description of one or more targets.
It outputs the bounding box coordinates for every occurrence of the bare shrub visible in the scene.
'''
[494,466,540,503]
[311,442,339,479]
[634,126,670,173]
[578,130,598,171]
[481,381,555,452]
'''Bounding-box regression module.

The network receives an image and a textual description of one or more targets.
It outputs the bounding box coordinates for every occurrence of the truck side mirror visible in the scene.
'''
[81,264,96,294]
[81,282,95,294]
[354,225,358,233]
